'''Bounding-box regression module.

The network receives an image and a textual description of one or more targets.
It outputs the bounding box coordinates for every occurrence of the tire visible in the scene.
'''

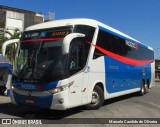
[138,81,145,96]
[85,85,104,110]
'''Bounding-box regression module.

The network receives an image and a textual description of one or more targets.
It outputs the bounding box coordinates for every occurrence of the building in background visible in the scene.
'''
[0,5,44,95]
[155,59,160,79]
[0,5,44,37]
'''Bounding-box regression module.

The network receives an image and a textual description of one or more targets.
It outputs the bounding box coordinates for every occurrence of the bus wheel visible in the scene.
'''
[85,85,104,110]
[139,81,145,96]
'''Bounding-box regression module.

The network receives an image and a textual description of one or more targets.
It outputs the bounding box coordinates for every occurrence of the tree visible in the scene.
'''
[0,35,8,53]
[0,28,21,62]
[5,28,21,39]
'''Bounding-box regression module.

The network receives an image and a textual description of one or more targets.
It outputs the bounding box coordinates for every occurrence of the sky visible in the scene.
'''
[0,0,160,58]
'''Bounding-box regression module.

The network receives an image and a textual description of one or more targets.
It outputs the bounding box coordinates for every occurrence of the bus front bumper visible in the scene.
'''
[10,88,69,110]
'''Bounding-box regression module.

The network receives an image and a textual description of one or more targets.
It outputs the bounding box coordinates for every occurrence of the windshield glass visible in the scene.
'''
[13,25,95,83]
[13,27,72,82]
[16,40,64,78]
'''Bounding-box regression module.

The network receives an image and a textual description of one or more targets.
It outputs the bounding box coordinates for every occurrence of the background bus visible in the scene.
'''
[0,54,12,95]
[3,18,154,110]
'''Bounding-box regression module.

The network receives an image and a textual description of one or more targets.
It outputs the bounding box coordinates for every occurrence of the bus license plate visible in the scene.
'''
[25,99,35,104]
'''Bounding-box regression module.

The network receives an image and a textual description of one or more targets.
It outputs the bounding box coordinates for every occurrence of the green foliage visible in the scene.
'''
[5,28,21,39]
[0,35,8,53]
[0,28,21,62]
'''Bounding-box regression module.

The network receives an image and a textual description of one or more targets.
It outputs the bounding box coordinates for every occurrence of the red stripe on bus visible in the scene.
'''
[21,38,63,42]
[87,41,153,66]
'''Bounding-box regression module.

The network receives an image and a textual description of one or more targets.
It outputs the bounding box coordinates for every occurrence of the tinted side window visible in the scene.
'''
[94,29,154,60]
[74,25,95,42]
[74,25,95,66]
[94,30,114,59]
[69,39,85,75]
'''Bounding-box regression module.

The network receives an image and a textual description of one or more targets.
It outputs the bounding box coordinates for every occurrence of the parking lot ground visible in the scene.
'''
[0,82,160,127]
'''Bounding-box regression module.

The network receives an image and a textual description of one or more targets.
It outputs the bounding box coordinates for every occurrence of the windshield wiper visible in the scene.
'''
[19,50,36,78]
[37,41,42,54]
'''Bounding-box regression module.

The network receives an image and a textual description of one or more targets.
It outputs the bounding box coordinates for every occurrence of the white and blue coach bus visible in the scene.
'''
[7,19,154,110]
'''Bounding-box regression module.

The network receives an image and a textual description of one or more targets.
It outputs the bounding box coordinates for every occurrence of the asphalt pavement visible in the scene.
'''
[0,81,160,127]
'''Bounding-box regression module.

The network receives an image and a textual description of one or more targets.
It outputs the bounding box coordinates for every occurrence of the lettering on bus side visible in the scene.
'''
[125,40,138,50]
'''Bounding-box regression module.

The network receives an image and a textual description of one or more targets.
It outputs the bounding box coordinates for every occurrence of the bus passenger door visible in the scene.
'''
[68,39,87,108]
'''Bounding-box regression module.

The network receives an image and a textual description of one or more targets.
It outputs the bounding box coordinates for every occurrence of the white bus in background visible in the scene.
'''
[3,18,155,110]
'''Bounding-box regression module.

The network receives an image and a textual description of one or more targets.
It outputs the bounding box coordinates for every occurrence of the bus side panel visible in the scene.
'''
[104,56,152,94]
[87,56,106,102]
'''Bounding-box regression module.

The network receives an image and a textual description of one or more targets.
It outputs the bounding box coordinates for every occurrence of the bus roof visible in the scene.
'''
[25,18,153,51]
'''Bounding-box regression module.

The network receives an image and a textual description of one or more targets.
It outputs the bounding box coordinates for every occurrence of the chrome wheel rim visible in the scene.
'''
[91,91,99,104]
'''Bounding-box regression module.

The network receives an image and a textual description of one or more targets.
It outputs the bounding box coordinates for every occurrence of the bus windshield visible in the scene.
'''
[13,25,95,83]
[16,40,65,79]
[14,26,72,82]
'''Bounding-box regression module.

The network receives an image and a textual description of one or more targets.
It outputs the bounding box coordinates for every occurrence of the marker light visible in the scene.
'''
[11,85,15,90]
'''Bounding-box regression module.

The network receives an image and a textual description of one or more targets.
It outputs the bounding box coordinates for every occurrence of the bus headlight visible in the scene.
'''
[11,85,15,90]
[11,83,16,90]
[49,84,69,94]
[49,81,74,94]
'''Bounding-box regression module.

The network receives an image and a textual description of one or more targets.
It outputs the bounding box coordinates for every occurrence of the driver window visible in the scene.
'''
[69,39,84,71]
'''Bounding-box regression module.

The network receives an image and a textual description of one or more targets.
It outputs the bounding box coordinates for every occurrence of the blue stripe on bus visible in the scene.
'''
[104,56,151,93]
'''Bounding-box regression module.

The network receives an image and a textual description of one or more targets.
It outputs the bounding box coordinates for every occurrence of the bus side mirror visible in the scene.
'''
[2,39,19,57]
[62,33,85,54]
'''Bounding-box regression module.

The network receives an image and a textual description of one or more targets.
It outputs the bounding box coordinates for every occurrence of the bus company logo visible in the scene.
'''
[21,85,36,90]
[125,40,138,50]
[40,32,46,37]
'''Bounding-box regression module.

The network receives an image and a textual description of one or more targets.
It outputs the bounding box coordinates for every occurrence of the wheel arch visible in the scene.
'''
[94,82,104,93]
[85,81,105,110]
